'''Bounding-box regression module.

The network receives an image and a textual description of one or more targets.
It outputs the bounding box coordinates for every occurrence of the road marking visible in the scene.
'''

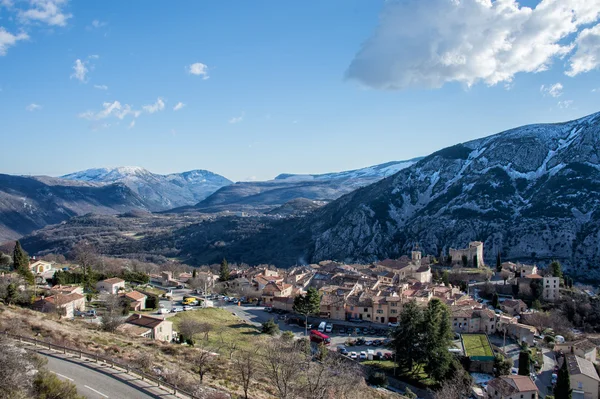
[84,385,109,398]
[51,371,74,381]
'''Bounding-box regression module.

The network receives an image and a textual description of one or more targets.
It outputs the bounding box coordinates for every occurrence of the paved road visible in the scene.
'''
[42,354,156,399]
[536,348,556,398]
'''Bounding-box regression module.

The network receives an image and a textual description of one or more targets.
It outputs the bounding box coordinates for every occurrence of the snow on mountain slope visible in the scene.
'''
[194,158,421,212]
[62,167,232,211]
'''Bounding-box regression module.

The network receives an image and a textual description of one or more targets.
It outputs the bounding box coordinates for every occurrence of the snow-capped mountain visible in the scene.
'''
[62,167,232,211]
[170,111,600,277]
[193,159,419,212]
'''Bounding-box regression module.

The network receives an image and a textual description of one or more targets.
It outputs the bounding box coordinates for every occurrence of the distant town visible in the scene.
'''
[1,239,598,399]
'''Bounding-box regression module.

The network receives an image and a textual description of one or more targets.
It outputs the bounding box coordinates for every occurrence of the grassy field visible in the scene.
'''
[462,334,494,357]
[170,308,262,350]
[361,360,396,370]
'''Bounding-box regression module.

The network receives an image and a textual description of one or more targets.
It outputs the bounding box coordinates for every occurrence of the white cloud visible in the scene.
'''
[0,27,28,56]
[26,103,41,111]
[88,54,99,60]
[229,112,244,124]
[70,59,88,82]
[79,101,141,121]
[346,0,600,90]
[173,102,185,111]
[566,24,600,76]
[90,19,107,29]
[142,97,165,113]
[188,62,209,79]
[540,83,563,98]
[558,100,574,109]
[128,120,135,129]
[19,0,72,27]
[93,84,108,90]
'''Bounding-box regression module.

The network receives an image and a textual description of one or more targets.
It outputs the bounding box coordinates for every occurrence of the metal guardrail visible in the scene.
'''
[2,331,197,399]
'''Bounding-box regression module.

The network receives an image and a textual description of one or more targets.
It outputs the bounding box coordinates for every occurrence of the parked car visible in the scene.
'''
[388,322,399,327]
[349,352,358,359]
[365,340,373,346]
[171,306,183,313]
[359,351,367,360]
[372,340,382,346]
[325,323,333,333]
[375,351,384,360]
[383,353,393,360]
[157,308,169,314]
[339,327,346,334]
[356,338,366,345]
[183,305,193,311]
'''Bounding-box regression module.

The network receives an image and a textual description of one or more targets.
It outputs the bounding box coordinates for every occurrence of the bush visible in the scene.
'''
[262,318,279,335]
[33,369,83,399]
[404,387,417,399]
[367,371,388,387]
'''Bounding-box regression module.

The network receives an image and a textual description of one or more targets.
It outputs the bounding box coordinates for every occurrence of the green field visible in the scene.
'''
[170,307,261,351]
[462,334,494,357]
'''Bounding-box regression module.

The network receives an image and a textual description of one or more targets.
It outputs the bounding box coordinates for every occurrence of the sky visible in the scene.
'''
[1,0,600,182]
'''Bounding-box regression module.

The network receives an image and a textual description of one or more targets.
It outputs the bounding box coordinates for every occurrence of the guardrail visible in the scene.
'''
[2,331,197,399]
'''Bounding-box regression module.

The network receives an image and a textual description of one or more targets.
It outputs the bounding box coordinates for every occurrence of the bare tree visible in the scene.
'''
[431,367,472,399]
[187,343,217,384]
[500,271,511,284]
[100,293,126,332]
[0,338,36,399]
[521,311,552,333]
[261,339,301,399]
[233,348,259,399]
[178,317,204,344]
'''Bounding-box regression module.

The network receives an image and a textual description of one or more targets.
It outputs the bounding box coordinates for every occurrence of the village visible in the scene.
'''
[1,240,599,399]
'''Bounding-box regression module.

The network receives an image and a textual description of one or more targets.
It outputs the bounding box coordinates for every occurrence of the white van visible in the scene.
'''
[318,321,326,333]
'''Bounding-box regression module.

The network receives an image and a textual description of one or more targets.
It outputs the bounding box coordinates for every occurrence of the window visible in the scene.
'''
[350,306,354,310]
[578,381,583,389]
[364,308,368,312]
[391,309,397,314]
[376,310,383,314]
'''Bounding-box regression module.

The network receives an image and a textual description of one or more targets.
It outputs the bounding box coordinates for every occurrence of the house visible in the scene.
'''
[543,276,560,301]
[449,241,484,268]
[51,285,84,295]
[96,278,125,294]
[504,323,536,346]
[517,263,538,277]
[33,293,86,318]
[451,308,497,334]
[122,290,147,311]
[375,249,432,284]
[29,260,53,274]
[501,299,528,316]
[271,297,295,312]
[554,339,597,363]
[261,281,293,306]
[122,314,173,342]
[486,375,538,399]
[564,354,600,399]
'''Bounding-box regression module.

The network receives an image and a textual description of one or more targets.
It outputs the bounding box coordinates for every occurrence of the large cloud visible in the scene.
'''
[567,24,600,76]
[346,0,600,90]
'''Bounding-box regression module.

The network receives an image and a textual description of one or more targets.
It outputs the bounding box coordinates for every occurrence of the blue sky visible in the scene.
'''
[1,0,600,181]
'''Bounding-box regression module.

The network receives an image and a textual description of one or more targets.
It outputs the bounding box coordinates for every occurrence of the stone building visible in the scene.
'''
[449,241,484,268]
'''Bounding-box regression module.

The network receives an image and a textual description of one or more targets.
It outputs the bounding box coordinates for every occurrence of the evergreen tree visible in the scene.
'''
[293,287,321,336]
[550,261,563,279]
[494,355,512,377]
[531,299,542,311]
[530,279,543,300]
[491,293,499,309]
[518,350,531,376]
[261,318,280,335]
[442,271,449,286]
[390,300,425,372]
[422,299,453,381]
[192,269,197,279]
[5,283,18,305]
[219,258,230,282]
[12,241,34,285]
[496,251,502,272]
[554,357,572,399]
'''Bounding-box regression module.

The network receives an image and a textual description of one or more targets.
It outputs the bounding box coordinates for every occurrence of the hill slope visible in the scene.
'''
[191,159,420,213]
[0,174,149,242]
[62,167,232,211]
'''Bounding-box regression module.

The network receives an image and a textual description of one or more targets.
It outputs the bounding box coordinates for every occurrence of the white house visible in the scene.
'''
[96,277,125,294]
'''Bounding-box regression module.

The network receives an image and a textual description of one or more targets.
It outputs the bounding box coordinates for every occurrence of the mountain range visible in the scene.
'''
[61,166,232,211]
[19,111,600,280]
[0,160,418,243]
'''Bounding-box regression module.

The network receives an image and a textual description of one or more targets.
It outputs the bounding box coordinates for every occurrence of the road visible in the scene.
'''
[42,353,157,399]
[535,348,556,398]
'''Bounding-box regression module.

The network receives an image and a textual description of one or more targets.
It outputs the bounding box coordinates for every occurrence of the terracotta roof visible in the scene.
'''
[51,285,81,293]
[102,277,125,284]
[125,314,167,329]
[524,274,543,279]
[502,299,526,308]
[566,354,600,381]
[488,375,538,396]
[377,258,411,270]
[124,291,146,301]
[44,293,84,304]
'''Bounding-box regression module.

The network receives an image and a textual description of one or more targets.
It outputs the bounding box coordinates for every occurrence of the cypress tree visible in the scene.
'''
[554,357,572,399]
[492,293,499,309]
[496,252,502,272]
[12,241,34,285]
[192,269,197,279]
[518,350,531,376]
[219,258,230,282]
